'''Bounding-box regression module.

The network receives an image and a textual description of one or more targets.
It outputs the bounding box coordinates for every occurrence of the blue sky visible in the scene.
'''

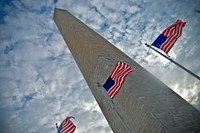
[0,0,200,133]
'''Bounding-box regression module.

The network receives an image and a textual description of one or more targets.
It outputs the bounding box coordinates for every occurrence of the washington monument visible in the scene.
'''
[54,8,200,133]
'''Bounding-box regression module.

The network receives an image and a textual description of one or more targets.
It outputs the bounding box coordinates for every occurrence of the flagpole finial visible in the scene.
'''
[97,82,101,87]
[56,123,58,129]
[145,43,150,47]
[194,9,200,13]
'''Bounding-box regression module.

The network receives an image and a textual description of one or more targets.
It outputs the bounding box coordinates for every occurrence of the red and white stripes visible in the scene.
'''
[108,62,133,99]
[161,20,186,54]
[61,117,76,133]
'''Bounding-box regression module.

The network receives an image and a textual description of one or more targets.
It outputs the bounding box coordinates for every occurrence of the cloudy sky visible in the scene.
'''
[0,0,200,133]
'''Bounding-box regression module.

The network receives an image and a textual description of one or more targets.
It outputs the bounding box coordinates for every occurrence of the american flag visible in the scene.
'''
[103,62,133,99]
[57,116,76,133]
[152,20,186,54]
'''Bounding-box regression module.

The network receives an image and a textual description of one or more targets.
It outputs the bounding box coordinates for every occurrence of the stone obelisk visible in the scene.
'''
[54,8,200,133]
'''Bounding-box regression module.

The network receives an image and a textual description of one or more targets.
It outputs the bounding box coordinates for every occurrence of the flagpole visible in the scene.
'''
[145,43,200,80]
[56,123,58,133]
[97,83,133,133]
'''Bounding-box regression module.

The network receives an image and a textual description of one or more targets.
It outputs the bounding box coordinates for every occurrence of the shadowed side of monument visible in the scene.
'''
[54,8,200,133]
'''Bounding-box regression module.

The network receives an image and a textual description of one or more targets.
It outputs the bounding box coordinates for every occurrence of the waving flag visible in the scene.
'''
[103,62,133,99]
[57,116,76,133]
[152,20,186,54]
